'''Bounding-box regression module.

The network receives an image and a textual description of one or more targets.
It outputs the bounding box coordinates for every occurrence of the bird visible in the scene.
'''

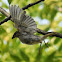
[9,5,43,45]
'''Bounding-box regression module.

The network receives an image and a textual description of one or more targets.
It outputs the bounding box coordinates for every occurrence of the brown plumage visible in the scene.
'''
[9,5,42,44]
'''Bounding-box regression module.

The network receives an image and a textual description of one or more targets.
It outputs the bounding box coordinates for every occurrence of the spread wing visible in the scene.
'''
[9,5,37,34]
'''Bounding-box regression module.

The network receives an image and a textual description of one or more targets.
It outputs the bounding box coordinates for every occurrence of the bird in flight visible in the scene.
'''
[9,5,46,45]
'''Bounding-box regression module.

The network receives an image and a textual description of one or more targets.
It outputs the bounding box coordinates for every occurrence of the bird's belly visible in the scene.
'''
[18,35,41,45]
[21,40,40,45]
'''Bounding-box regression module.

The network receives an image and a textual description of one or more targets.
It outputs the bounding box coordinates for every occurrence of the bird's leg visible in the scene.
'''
[39,43,42,55]
[44,41,49,47]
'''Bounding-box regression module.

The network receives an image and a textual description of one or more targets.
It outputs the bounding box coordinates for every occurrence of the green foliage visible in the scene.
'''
[19,49,30,62]
[54,38,61,44]
[10,53,21,62]
[8,0,12,5]
[0,0,62,62]
[0,13,5,22]
[0,26,6,34]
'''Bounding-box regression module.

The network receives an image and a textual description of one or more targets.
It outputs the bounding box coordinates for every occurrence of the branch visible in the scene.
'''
[37,28,62,38]
[0,7,10,17]
[22,0,44,10]
[0,16,11,25]
[41,33,55,41]
[0,6,11,25]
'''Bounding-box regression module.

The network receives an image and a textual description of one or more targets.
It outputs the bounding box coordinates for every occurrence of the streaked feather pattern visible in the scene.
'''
[9,5,37,34]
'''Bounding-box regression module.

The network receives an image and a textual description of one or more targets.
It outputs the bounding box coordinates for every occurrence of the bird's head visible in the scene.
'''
[12,31,20,39]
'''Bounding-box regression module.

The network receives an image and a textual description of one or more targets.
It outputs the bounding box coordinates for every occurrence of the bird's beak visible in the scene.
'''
[12,31,20,39]
[12,34,15,39]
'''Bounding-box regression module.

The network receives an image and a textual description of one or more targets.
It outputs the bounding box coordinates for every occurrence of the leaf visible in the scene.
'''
[50,8,57,21]
[0,13,5,22]
[0,26,6,34]
[54,38,60,44]
[7,0,12,4]
[10,53,21,62]
[2,2,8,9]
[44,26,50,31]
[58,43,62,51]
[34,53,42,62]
[20,49,30,62]
[44,51,56,62]
[34,47,42,62]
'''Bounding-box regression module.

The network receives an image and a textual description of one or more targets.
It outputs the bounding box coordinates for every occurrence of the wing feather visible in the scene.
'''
[9,5,37,34]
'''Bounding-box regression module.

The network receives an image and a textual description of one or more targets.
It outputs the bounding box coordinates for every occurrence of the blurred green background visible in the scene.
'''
[0,0,62,62]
